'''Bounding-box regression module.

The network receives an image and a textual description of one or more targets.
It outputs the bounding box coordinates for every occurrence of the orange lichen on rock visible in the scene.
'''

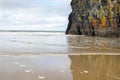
[100,18,107,28]
[66,0,120,37]
[91,19,99,28]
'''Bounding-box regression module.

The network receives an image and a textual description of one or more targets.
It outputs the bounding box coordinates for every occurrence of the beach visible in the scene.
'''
[0,32,120,80]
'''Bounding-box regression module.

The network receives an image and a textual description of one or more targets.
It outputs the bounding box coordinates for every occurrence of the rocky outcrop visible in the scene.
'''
[66,0,120,37]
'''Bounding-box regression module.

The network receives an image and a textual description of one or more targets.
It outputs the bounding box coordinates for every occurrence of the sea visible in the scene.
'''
[0,31,120,80]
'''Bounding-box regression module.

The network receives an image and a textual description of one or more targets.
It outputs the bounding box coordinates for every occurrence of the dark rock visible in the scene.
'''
[66,0,120,37]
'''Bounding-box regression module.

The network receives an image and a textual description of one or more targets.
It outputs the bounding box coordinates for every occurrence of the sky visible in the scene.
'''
[0,0,71,31]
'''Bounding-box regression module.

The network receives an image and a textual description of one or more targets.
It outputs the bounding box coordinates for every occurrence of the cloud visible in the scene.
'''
[0,8,68,25]
[0,0,71,31]
[0,0,33,8]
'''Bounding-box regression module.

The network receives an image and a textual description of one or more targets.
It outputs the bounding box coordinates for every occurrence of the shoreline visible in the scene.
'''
[0,53,120,57]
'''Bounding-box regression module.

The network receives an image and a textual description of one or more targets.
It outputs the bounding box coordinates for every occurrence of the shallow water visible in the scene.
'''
[0,32,120,55]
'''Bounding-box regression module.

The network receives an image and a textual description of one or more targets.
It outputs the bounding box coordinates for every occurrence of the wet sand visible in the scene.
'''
[0,55,72,80]
[0,32,120,80]
[0,55,120,80]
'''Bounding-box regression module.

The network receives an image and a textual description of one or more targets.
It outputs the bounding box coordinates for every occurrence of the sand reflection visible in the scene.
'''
[69,55,120,80]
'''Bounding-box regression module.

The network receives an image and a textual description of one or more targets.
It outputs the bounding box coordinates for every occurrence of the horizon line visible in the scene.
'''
[0,30,65,32]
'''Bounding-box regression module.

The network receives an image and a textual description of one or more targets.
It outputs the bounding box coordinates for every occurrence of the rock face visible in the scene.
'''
[66,0,120,37]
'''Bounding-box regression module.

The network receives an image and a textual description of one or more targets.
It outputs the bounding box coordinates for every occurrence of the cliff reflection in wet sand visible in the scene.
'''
[69,55,120,80]
[66,35,120,53]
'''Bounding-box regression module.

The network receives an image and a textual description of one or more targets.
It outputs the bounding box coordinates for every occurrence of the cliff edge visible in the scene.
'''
[66,0,120,37]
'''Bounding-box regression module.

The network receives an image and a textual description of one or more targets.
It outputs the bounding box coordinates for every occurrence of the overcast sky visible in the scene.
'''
[0,0,71,31]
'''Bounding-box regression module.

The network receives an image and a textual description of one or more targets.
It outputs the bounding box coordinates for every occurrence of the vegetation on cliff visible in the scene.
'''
[66,0,120,37]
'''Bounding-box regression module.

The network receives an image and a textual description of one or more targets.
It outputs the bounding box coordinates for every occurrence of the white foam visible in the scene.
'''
[20,64,27,67]
[38,76,45,79]
[83,70,89,73]
[24,69,33,73]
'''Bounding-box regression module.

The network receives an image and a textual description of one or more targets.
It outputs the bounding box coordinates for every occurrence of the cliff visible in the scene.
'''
[66,0,120,37]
